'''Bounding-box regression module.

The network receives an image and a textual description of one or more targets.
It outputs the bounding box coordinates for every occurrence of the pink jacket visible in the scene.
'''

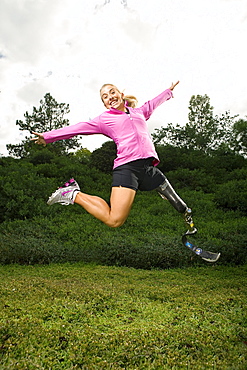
[43,89,173,169]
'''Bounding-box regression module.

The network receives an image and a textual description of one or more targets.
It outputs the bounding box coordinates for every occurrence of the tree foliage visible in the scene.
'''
[232,118,247,155]
[90,140,117,173]
[152,94,241,155]
[73,147,91,164]
[7,93,82,158]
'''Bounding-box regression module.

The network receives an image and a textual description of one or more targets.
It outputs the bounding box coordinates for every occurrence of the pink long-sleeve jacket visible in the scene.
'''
[43,89,173,169]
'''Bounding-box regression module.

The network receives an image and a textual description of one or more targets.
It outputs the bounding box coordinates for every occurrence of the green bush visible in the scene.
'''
[0,155,112,222]
[0,166,56,222]
[165,168,216,192]
[0,148,246,268]
[0,195,246,268]
[214,179,247,212]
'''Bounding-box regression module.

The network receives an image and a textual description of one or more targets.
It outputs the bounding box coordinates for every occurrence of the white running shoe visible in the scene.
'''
[47,178,80,206]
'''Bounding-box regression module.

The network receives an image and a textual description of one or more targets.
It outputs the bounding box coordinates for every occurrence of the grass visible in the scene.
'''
[0,263,246,369]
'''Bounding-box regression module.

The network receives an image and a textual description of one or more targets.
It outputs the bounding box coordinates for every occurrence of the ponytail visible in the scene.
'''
[123,95,138,108]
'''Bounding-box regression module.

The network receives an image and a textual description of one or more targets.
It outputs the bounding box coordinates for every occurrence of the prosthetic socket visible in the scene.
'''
[156,178,187,214]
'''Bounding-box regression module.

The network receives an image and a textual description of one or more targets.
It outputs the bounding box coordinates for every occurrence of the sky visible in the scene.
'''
[0,0,247,156]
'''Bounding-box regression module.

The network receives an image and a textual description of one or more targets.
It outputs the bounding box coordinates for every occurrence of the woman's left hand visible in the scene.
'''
[169,81,180,91]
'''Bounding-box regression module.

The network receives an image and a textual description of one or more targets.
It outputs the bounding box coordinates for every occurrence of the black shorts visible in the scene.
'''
[112,158,166,191]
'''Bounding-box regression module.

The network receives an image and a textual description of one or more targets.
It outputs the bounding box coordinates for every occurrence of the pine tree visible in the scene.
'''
[7,93,81,158]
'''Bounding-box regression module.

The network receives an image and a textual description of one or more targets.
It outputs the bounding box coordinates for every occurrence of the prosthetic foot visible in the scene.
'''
[182,207,220,262]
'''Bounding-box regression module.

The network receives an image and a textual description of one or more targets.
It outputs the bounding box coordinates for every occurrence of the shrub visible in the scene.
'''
[165,168,216,193]
[214,179,247,212]
[1,207,246,267]
[0,151,246,268]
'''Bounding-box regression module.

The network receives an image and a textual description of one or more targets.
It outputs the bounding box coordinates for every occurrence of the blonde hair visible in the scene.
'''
[100,84,138,108]
[123,95,138,108]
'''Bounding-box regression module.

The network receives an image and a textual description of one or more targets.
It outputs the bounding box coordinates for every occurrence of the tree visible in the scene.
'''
[152,94,238,154]
[186,94,216,152]
[90,141,117,173]
[73,147,91,164]
[7,93,82,158]
[232,118,247,156]
[152,94,216,151]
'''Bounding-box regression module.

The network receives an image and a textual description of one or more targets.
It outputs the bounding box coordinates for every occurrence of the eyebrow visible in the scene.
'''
[101,88,115,98]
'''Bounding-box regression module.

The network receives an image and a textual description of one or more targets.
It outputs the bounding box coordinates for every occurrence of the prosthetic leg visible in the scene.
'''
[156,179,220,262]
[156,178,195,226]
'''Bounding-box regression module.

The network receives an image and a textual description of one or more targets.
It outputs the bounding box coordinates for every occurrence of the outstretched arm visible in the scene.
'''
[30,116,102,145]
[30,132,46,146]
[140,80,180,120]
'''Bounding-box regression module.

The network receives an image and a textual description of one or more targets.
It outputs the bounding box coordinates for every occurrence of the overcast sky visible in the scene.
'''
[0,0,246,156]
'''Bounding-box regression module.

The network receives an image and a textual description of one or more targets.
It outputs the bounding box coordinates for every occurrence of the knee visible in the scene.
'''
[107,218,126,228]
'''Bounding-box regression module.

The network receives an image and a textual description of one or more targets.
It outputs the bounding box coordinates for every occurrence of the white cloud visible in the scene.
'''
[0,0,61,64]
[0,0,246,156]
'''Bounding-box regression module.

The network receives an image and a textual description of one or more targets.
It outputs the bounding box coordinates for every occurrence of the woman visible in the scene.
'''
[31,81,192,228]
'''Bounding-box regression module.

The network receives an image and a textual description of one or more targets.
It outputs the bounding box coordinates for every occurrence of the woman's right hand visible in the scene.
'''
[30,132,46,146]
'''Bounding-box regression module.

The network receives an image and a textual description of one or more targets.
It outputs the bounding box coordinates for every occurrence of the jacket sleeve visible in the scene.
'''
[43,116,102,144]
[139,89,173,120]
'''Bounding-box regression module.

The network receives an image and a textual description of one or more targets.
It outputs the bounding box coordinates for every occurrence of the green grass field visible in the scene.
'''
[0,263,246,369]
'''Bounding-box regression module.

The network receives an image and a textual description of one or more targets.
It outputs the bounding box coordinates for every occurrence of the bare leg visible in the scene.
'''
[74,187,136,228]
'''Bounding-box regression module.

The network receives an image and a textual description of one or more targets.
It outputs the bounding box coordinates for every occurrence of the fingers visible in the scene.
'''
[30,132,40,142]
[169,81,180,91]
[31,131,42,138]
[30,132,46,146]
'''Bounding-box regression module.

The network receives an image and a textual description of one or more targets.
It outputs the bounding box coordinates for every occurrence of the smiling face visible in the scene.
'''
[100,84,125,111]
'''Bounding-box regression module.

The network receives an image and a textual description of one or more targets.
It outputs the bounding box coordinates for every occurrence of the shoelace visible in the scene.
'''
[59,178,76,189]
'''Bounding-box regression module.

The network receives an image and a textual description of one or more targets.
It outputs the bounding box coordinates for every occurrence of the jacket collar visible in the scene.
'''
[108,107,127,115]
